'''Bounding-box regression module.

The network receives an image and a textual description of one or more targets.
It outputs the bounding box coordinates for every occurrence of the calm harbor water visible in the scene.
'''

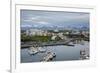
[21,41,89,63]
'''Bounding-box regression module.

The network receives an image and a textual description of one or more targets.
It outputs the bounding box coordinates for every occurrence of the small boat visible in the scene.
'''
[28,50,38,55]
[67,44,74,46]
[28,47,39,55]
[38,47,46,53]
[67,43,74,46]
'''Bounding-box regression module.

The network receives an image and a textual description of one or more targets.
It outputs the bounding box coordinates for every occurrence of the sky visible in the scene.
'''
[20,10,90,30]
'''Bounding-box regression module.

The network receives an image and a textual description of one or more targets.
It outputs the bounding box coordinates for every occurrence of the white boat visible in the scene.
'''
[28,50,38,55]
[67,42,74,46]
[38,47,46,53]
[28,47,39,55]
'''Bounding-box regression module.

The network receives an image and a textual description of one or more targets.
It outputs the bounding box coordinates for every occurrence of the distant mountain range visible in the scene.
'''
[21,23,89,31]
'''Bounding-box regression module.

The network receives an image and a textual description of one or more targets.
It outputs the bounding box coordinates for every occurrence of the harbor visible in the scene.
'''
[21,41,89,63]
[20,10,90,63]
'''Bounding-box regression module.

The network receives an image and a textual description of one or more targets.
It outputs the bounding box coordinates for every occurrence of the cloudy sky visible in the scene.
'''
[20,10,89,30]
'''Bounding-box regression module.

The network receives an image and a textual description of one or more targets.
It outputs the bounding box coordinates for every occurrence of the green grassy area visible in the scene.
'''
[21,34,52,42]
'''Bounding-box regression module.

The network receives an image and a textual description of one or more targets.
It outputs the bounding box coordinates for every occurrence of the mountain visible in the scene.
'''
[21,23,89,31]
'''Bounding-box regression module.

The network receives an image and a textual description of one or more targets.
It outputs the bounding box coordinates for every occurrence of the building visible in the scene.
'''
[26,29,47,36]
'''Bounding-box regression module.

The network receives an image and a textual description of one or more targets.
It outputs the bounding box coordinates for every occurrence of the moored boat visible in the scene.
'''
[38,47,46,53]
[28,46,39,55]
